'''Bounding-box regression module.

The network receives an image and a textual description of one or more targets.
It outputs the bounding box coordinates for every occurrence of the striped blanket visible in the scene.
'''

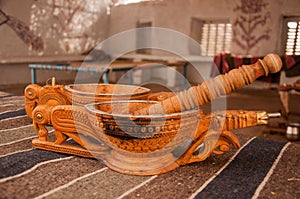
[0,91,299,199]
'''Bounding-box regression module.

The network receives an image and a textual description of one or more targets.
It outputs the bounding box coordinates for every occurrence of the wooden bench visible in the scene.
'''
[29,59,189,89]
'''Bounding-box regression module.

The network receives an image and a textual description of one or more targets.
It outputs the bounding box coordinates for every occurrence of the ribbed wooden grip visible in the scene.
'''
[135,54,282,115]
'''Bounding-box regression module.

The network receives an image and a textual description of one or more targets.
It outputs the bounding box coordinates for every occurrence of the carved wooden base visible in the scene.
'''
[27,99,269,175]
[31,130,240,176]
[24,80,277,175]
[103,130,241,175]
[32,138,95,158]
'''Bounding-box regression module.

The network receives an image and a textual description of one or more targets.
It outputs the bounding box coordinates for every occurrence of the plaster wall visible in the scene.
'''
[109,0,300,56]
[107,0,300,85]
[0,0,32,57]
[0,0,300,87]
[0,0,109,85]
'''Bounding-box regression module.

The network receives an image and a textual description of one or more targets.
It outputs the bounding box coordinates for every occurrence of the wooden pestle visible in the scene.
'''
[135,53,282,115]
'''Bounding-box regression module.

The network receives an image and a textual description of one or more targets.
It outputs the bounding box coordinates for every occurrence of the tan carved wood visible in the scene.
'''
[135,54,282,115]
[24,53,282,175]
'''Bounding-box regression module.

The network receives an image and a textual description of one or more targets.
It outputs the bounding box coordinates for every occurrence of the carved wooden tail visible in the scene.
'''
[135,53,282,115]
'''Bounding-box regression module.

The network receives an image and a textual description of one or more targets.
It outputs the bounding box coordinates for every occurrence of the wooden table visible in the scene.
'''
[29,61,188,89]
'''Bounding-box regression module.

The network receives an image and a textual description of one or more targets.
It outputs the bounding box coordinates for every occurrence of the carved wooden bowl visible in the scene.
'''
[64,84,151,105]
[85,100,201,154]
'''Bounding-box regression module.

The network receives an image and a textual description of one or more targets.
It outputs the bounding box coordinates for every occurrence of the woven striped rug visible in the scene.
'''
[0,93,299,199]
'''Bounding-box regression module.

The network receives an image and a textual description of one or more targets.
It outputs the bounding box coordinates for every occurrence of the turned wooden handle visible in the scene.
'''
[135,53,282,115]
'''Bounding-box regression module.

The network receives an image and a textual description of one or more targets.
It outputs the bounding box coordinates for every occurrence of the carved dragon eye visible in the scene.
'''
[35,112,44,121]
[25,85,39,100]
[32,105,51,124]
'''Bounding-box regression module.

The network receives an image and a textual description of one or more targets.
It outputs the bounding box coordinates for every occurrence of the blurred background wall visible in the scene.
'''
[0,0,299,89]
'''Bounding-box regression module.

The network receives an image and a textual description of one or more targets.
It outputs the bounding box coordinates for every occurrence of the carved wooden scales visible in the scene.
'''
[25,54,282,175]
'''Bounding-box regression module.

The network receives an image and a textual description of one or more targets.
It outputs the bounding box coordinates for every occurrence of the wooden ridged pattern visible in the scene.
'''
[26,97,268,175]
[63,84,150,105]
[135,54,282,115]
[87,102,200,153]
[23,68,277,175]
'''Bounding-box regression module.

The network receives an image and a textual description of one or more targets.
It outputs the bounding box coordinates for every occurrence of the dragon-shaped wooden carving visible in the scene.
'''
[24,54,282,175]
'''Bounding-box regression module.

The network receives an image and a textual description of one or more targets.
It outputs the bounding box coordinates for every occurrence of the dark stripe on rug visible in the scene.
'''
[0,104,25,113]
[41,168,150,199]
[0,109,26,120]
[257,144,300,199]
[0,94,15,99]
[194,138,286,199]
[0,132,55,157]
[0,149,69,179]
[0,116,32,130]
[0,138,33,156]
[0,157,105,199]
[0,97,24,104]
[122,134,252,199]
[0,125,35,144]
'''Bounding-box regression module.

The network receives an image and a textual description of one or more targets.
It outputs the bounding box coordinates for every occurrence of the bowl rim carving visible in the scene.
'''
[64,83,151,97]
[84,100,201,119]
